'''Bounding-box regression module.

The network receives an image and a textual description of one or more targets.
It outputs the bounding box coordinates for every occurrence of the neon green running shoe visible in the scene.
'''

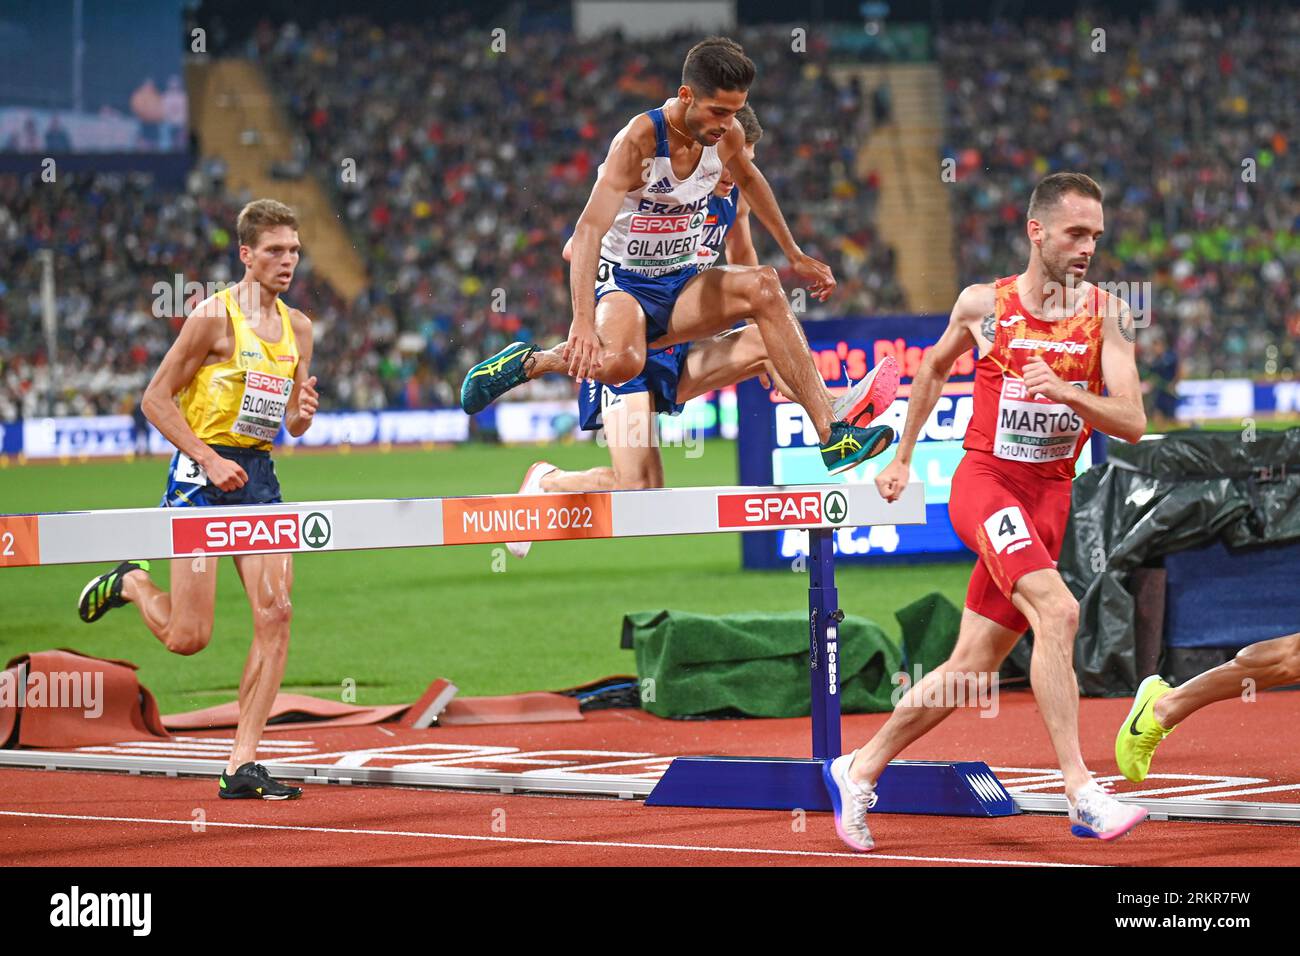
[820,422,894,476]
[1115,674,1177,782]
[460,342,539,414]
[78,560,150,623]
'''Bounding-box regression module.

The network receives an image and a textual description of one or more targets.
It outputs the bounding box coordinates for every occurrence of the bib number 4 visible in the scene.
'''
[983,506,1033,555]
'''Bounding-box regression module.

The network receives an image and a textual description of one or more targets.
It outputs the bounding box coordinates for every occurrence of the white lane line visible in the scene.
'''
[1199,784,1300,800]
[0,810,1099,868]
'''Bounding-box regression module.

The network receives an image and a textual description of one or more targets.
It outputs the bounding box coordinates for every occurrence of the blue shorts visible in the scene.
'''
[161,445,283,508]
[577,343,691,431]
[595,259,698,343]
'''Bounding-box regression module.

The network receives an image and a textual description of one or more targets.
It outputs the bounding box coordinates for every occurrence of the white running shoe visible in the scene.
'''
[823,751,878,852]
[831,355,899,427]
[1068,782,1149,841]
[507,461,557,558]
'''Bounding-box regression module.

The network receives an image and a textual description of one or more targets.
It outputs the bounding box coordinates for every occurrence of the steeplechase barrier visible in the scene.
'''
[5,482,1293,822]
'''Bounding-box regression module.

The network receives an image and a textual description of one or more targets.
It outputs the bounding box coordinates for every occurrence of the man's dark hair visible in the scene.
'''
[1027,172,1103,221]
[736,105,762,144]
[682,37,755,96]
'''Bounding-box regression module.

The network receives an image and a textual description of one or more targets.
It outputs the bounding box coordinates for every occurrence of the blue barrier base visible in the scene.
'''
[646,528,1015,818]
[645,757,1018,817]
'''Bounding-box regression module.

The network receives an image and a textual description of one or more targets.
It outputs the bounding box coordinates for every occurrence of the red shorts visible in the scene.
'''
[947,450,1074,633]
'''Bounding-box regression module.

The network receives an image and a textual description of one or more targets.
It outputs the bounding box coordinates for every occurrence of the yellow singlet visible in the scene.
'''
[177,287,300,450]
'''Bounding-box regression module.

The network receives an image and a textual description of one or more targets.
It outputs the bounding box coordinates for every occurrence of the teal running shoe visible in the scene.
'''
[460,342,539,414]
[820,422,894,476]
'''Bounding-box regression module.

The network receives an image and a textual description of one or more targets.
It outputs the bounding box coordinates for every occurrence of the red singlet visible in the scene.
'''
[948,274,1111,632]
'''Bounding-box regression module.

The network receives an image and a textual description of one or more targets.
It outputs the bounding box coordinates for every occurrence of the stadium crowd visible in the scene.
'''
[0,168,404,419]
[253,19,903,383]
[2,11,1294,422]
[940,10,1300,379]
[2,21,900,420]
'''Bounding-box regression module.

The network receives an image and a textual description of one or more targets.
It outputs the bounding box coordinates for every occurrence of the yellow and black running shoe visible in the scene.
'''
[78,560,150,623]
[219,762,303,800]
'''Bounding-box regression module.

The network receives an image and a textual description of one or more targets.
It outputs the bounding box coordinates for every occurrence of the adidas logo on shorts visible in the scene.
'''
[646,177,673,194]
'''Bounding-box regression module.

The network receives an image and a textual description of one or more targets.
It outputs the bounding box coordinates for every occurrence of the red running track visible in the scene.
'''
[3,690,1299,867]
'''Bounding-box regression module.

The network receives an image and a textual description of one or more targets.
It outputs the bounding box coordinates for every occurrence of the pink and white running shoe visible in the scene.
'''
[832,355,899,427]
[507,461,557,558]
[1068,783,1149,841]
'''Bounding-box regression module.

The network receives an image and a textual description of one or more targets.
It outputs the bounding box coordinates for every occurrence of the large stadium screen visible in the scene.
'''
[0,0,188,155]
[736,316,1094,568]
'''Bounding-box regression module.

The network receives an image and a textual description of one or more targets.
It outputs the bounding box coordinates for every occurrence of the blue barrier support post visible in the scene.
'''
[807,527,842,760]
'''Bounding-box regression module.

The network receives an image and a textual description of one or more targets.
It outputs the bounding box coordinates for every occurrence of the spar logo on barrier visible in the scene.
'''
[171,510,334,556]
[717,490,850,529]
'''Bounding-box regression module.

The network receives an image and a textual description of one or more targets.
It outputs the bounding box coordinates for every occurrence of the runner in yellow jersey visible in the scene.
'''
[77,199,319,800]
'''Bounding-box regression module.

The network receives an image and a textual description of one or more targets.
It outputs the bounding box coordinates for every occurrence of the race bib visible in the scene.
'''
[594,257,620,297]
[983,506,1033,555]
[173,452,209,486]
[994,377,1086,464]
[622,212,704,275]
[233,369,293,443]
[600,383,627,415]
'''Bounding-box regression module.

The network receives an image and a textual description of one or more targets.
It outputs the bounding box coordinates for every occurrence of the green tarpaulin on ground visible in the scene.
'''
[624,592,960,719]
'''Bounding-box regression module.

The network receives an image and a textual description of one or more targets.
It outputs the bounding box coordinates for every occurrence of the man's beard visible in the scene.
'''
[1045,254,1083,288]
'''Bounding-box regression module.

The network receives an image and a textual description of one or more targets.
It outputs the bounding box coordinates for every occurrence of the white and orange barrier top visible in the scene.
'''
[0,483,925,567]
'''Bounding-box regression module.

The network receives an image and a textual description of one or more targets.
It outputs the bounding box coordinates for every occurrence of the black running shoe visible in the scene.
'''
[218,762,303,800]
[78,560,151,623]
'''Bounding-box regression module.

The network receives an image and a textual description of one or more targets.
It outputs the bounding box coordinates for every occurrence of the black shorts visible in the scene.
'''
[161,445,283,508]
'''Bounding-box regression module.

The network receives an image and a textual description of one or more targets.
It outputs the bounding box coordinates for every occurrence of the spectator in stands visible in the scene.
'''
[5,115,40,152]
[44,115,72,152]
[1142,329,1181,429]
[161,76,188,151]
